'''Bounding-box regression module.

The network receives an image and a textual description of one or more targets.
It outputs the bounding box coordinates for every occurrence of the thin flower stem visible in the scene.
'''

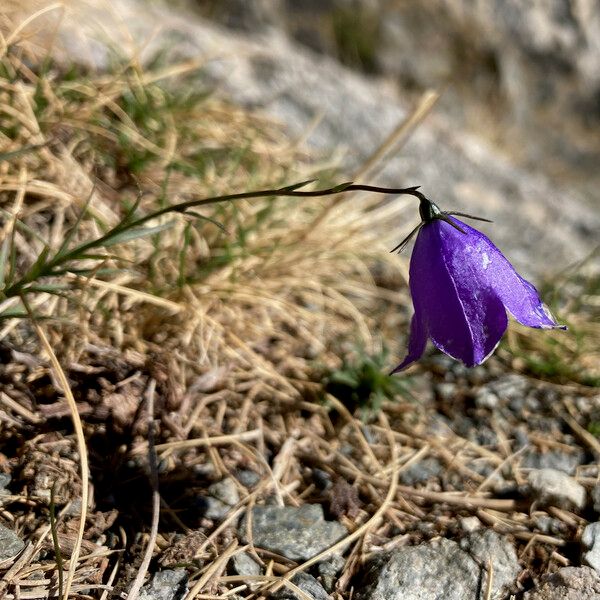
[1,181,424,301]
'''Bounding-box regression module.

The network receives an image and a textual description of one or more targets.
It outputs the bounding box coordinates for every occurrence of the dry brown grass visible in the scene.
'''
[1,4,599,600]
[0,5,414,598]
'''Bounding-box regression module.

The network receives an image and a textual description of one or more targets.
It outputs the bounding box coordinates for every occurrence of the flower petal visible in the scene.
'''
[444,217,563,329]
[391,310,427,373]
[411,220,509,367]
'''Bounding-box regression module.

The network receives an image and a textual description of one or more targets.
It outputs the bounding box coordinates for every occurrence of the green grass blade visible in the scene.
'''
[276,179,317,192]
[54,189,95,259]
[0,143,47,163]
[183,210,227,232]
[97,220,175,248]
[0,235,10,289]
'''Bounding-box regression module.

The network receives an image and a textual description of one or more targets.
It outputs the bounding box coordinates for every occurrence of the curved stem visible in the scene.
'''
[1,181,425,302]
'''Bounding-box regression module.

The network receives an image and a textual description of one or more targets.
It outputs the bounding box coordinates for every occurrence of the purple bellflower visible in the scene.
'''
[391,189,565,373]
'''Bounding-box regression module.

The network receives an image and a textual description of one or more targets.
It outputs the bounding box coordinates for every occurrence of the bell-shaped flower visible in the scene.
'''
[392,192,565,373]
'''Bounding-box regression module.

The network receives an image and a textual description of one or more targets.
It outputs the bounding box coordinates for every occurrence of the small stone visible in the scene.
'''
[528,468,586,510]
[399,458,442,486]
[522,449,585,475]
[64,498,83,517]
[533,515,567,536]
[487,374,529,401]
[592,485,600,514]
[137,569,188,600]
[583,523,600,575]
[199,478,240,521]
[317,554,345,592]
[232,552,261,576]
[459,529,521,592]
[239,504,347,562]
[357,530,519,600]
[523,566,600,599]
[475,388,499,409]
[436,382,456,401]
[275,573,330,600]
[209,478,239,506]
[459,517,481,532]
[0,524,25,560]
[191,367,227,393]
[193,463,215,478]
[466,366,487,385]
[513,428,529,449]
[236,470,261,488]
[0,473,11,490]
[199,497,226,520]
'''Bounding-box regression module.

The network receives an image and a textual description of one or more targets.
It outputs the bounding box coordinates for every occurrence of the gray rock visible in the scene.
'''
[474,388,499,410]
[528,468,586,511]
[583,523,600,575]
[478,374,529,405]
[64,498,83,517]
[317,554,346,592]
[523,566,600,600]
[232,552,261,576]
[236,470,261,488]
[435,382,456,401]
[522,449,585,475]
[275,573,330,600]
[0,524,25,561]
[209,478,239,506]
[223,1,600,203]
[399,458,442,486]
[0,473,11,495]
[358,530,519,600]
[200,478,240,521]
[459,517,481,533]
[513,427,529,449]
[137,569,188,600]
[592,485,600,514]
[459,529,521,592]
[239,504,347,562]
[533,515,567,536]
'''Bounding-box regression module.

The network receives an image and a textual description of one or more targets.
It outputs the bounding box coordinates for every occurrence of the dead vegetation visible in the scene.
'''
[0,4,599,600]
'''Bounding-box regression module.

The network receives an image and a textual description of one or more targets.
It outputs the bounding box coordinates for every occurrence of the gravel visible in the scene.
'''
[357,530,520,600]
[583,523,600,575]
[274,573,330,600]
[522,449,585,475]
[399,458,442,486]
[523,566,600,599]
[138,569,188,600]
[527,468,586,511]
[239,504,347,562]
[0,524,25,561]
[317,554,346,592]
[232,552,261,577]
[592,485,600,515]
[0,473,11,492]
[236,469,261,488]
[198,477,240,521]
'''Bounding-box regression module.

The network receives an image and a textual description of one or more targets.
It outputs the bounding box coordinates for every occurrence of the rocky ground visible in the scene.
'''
[0,2,599,600]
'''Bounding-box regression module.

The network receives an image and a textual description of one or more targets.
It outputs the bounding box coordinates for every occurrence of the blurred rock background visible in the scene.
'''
[196,0,600,199]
